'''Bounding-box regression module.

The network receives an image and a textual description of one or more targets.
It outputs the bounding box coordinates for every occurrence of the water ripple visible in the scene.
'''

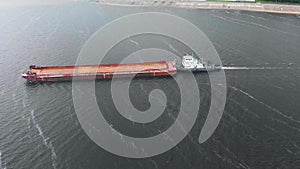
[30,110,57,169]
[230,86,300,125]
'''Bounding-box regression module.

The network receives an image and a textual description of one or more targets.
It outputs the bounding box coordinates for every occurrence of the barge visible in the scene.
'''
[22,55,221,83]
[22,61,176,83]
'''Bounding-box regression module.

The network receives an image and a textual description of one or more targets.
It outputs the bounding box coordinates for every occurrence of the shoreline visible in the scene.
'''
[94,1,300,15]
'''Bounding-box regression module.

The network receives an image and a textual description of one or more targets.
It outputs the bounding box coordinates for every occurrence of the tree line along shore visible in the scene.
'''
[93,0,300,15]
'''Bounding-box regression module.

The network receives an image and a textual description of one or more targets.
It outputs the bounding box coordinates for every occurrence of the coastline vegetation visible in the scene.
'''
[255,0,300,3]
[207,0,300,3]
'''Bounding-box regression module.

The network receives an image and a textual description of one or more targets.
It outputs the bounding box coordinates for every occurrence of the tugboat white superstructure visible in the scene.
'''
[177,55,221,72]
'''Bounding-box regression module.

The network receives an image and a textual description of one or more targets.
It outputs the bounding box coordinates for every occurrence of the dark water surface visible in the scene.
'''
[0,2,300,169]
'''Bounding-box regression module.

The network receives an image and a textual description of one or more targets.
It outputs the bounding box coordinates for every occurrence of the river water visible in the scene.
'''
[0,1,300,169]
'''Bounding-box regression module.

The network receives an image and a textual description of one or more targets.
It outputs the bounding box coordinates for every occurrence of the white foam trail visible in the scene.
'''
[0,151,5,169]
[27,117,31,129]
[229,17,300,37]
[230,87,300,125]
[48,142,57,169]
[212,138,250,169]
[23,14,41,31]
[284,148,294,155]
[213,14,247,27]
[150,159,159,169]
[266,125,300,150]
[30,110,57,169]
[128,39,144,62]
[129,39,140,47]
[47,10,61,39]
[222,67,257,70]
[168,44,181,55]
[222,66,291,70]
[0,151,2,169]
[22,100,26,107]
[233,11,300,29]
[214,14,300,37]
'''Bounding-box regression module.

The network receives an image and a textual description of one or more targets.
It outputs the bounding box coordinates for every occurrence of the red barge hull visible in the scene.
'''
[22,61,177,83]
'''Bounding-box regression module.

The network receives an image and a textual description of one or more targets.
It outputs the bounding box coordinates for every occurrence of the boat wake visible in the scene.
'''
[30,110,57,169]
[230,86,300,125]
[0,152,1,168]
[0,151,5,169]
[222,66,293,70]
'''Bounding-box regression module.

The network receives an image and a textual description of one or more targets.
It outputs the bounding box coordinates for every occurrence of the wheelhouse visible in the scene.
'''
[181,55,205,69]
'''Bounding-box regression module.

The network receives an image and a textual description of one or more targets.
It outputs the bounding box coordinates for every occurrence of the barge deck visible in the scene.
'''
[22,61,177,83]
